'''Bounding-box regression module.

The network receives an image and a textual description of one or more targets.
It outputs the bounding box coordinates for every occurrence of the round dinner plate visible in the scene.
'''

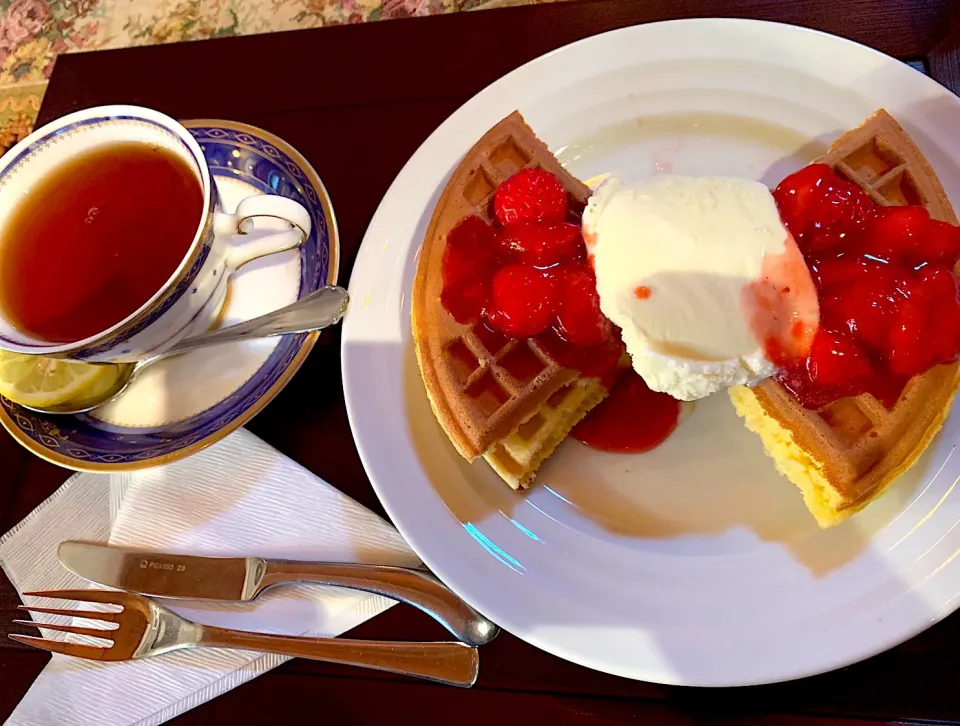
[342,19,960,685]
[1,121,338,471]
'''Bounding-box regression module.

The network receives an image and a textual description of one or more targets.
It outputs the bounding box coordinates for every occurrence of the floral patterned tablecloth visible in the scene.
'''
[0,0,554,151]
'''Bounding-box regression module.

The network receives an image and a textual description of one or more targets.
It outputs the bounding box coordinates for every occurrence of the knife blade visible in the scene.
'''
[59,541,264,600]
[58,541,499,646]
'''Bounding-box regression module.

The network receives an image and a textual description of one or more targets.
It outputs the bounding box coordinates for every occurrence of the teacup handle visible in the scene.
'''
[214,196,312,269]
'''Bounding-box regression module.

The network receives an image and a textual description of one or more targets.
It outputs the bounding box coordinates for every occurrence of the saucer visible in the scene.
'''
[0,120,338,471]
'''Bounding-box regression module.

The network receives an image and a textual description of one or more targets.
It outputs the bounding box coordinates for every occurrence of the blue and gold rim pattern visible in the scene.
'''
[0,120,339,471]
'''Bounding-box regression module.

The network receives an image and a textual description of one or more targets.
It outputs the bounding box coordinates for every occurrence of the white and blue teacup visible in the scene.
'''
[0,104,312,362]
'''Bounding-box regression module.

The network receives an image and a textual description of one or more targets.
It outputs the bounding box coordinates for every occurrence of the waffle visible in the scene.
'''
[731,110,960,528]
[412,111,609,489]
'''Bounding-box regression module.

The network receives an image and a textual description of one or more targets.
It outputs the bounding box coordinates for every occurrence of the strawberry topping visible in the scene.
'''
[487,264,559,337]
[773,163,874,256]
[554,265,612,346]
[806,330,872,386]
[440,216,497,324]
[924,219,960,264]
[494,168,568,226]
[497,220,583,267]
[772,164,960,408]
[440,169,624,385]
[442,163,960,413]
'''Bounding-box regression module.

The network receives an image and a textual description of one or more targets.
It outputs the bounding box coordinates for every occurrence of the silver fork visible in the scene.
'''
[11,590,479,687]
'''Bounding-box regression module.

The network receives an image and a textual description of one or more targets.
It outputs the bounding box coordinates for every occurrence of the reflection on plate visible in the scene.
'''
[0,120,338,471]
[343,19,960,686]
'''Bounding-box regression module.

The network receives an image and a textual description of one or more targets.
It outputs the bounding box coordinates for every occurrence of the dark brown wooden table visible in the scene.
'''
[3,0,960,722]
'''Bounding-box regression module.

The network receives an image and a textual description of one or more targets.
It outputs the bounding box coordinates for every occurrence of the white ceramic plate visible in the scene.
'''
[342,19,960,686]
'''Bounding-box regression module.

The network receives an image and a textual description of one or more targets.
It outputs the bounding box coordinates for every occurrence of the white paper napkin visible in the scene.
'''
[0,428,420,726]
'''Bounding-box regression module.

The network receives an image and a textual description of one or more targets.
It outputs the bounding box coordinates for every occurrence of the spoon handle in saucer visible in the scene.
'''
[162,286,349,358]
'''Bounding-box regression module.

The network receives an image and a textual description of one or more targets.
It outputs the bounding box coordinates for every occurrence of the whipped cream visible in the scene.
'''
[582,175,818,401]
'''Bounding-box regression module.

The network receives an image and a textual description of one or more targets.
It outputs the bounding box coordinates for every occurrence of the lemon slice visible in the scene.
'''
[0,351,117,409]
[64,363,130,409]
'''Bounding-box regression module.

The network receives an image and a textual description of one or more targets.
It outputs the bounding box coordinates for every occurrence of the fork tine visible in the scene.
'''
[17,605,120,622]
[24,590,128,606]
[12,619,116,640]
[8,633,111,659]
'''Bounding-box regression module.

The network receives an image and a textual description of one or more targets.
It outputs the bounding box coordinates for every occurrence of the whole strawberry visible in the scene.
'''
[497,220,583,267]
[554,266,612,346]
[494,168,568,226]
[486,264,559,338]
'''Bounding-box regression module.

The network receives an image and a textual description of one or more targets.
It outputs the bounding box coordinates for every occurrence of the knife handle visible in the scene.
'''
[196,627,478,687]
[258,562,499,646]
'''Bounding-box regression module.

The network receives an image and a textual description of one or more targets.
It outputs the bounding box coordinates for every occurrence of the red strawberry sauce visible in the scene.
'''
[771,163,960,408]
[439,168,678,453]
[572,373,681,453]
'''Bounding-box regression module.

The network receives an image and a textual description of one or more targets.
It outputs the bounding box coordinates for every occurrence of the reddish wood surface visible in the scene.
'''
[2,0,960,722]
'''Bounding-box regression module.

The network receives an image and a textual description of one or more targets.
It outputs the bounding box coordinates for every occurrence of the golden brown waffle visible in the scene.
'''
[731,110,960,528]
[412,111,608,489]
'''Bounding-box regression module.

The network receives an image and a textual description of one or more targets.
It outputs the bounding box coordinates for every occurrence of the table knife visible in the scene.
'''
[58,541,499,646]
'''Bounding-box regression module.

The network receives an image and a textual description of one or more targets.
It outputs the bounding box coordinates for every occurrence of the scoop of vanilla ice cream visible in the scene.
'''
[582,175,817,401]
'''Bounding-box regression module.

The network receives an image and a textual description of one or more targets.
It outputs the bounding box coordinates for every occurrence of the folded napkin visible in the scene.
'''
[0,428,420,726]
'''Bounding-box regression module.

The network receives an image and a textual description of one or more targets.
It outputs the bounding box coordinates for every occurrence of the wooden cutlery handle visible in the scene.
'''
[198,627,479,687]
[259,561,499,646]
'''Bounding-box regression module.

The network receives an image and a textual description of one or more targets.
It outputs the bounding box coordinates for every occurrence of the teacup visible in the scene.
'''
[0,104,311,363]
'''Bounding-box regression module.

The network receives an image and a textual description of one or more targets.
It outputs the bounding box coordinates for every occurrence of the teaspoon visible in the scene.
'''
[22,285,349,415]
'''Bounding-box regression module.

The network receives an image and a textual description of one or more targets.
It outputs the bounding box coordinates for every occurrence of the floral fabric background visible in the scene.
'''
[0,0,555,151]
